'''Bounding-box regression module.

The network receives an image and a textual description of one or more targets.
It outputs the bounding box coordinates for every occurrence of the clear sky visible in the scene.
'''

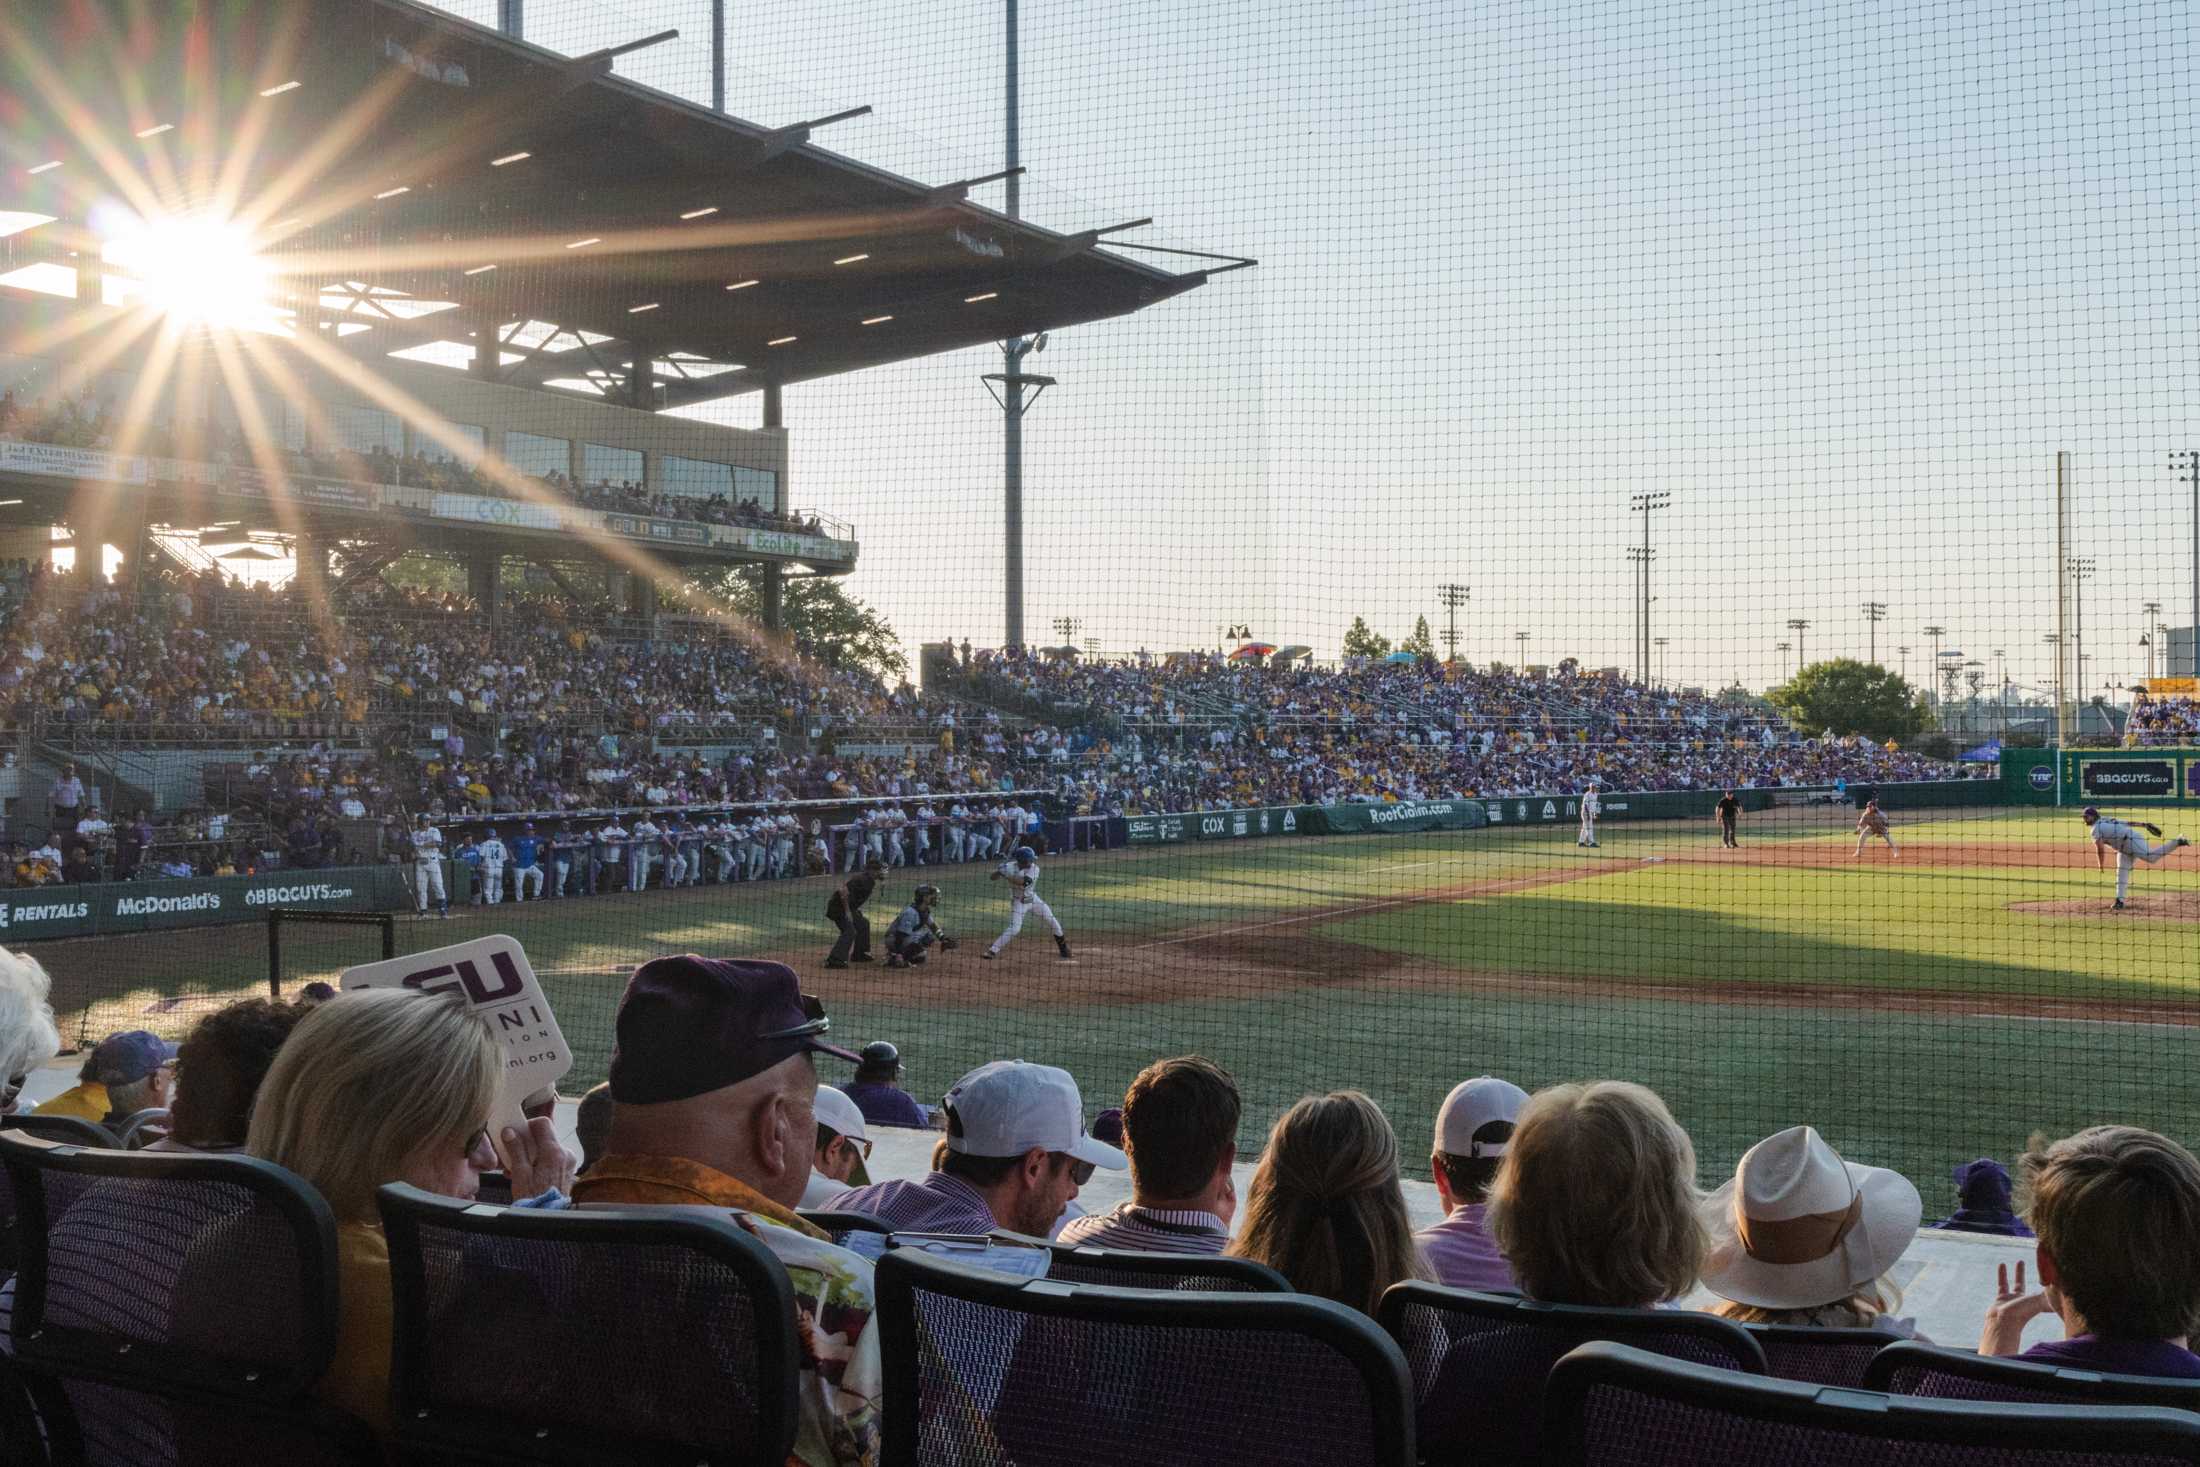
[427,0,2200,694]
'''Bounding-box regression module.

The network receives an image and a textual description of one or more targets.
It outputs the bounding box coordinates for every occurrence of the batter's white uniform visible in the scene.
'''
[985,858,1064,954]
[477,837,509,905]
[2092,816,2188,903]
[411,824,448,912]
[1577,788,1601,847]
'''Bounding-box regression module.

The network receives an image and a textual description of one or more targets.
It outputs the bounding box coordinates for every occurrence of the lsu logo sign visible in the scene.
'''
[342,935,572,1128]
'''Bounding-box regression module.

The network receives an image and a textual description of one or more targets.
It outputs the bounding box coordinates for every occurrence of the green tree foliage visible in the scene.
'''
[679,566,908,681]
[1399,615,1436,659]
[1342,615,1393,661]
[1767,658,1934,744]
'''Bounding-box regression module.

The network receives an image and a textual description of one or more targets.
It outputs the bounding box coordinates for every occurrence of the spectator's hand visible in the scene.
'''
[496,1116,577,1200]
[1980,1259,2059,1355]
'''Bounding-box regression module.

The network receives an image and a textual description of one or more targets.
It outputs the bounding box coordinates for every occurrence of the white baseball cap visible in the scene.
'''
[812,1084,868,1145]
[1434,1076,1529,1159]
[943,1060,1127,1169]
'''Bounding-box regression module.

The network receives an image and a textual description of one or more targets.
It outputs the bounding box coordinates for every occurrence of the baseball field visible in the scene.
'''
[34,801,2200,1209]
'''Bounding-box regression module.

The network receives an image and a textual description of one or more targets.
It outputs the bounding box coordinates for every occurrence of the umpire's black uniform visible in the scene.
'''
[825,866,881,967]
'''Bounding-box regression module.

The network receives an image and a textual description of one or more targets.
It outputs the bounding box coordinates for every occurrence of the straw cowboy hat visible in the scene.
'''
[1699,1125,1922,1310]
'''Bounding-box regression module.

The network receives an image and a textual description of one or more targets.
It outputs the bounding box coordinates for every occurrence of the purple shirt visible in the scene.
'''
[841,1080,931,1130]
[827,1172,1000,1235]
[2022,1336,2200,1379]
[1058,1202,1229,1255]
[1415,1203,1517,1294]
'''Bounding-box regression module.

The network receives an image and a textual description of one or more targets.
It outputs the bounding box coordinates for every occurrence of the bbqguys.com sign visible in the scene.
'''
[342,934,573,1130]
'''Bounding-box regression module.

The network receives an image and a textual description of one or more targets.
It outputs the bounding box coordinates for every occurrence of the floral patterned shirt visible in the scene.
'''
[574,1154,881,1467]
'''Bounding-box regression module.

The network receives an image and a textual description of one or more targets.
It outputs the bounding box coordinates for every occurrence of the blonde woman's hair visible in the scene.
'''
[0,949,61,1084]
[247,989,499,1221]
[1485,1081,1705,1307]
[1225,1091,1430,1315]
[1709,1275,1903,1328]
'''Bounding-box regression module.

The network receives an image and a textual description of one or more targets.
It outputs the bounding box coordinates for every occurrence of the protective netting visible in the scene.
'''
[1,0,2197,1223]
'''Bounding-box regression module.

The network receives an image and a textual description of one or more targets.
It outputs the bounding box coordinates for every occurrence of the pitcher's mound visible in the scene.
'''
[2012,894,2200,923]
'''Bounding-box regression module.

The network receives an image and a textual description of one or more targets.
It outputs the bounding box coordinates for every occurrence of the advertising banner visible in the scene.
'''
[605,512,710,546]
[2,864,406,943]
[1318,800,1491,835]
[342,934,572,1129]
[435,492,562,531]
[0,437,146,485]
[1124,814,1190,845]
[2078,757,2178,800]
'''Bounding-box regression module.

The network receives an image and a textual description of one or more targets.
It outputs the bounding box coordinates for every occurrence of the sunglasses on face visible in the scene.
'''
[1061,1157,1096,1186]
[833,1133,874,1163]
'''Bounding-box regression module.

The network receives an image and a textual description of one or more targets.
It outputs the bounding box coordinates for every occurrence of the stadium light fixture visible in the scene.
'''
[965,292,998,303]
[767,335,797,346]
[861,314,892,325]
[726,279,759,291]
[259,81,301,96]
[565,237,601,249]
[134,123,174,138]
[491,151,532,167]
[680,207,719,220]
[27,161,63,175]
[833,253,870,266]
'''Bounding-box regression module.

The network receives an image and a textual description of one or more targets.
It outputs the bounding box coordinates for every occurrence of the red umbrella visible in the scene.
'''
[1230,642,1278,659]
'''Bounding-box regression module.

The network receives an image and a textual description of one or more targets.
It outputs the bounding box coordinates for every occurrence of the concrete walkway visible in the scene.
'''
[17,1060,2059,1353]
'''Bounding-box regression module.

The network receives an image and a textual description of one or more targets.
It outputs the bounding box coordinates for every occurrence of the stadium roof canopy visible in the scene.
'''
[1,0,1243,409]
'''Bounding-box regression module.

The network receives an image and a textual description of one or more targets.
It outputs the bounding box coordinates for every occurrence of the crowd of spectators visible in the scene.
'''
[2130,696,2200,747]
[6,949,2197,1464]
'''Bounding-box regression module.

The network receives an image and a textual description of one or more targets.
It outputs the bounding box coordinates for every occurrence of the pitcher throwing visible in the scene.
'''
[982,845,1072,961]
[2083,806,2191,910]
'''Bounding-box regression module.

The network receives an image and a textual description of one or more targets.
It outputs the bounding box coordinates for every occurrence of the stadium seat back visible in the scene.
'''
[797,1206,894,1246]
[1738,1323,1903,1386]
[0,1131,372,1466]
[1,1115,120,1150]
[1376,1282,1766,1467]
[377,1183,801,1467]
[1865,1339,2200,1410]
[1040,1242,1290,1292]
[876,1249,1415,1467]
[1544,1340,2200,1466]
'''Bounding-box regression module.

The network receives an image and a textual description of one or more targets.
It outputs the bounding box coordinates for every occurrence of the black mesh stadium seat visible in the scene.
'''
[1,1116,119,1149]
[1544,1340,2200,1467]
[1040,1241,1289,1292]
[1739,1323,1903,1386]
[1375,1282,1766,1467]
[1865,1339,2200,1410]
[876,1248,1415,1467]
[0,1131,375,1467]
[377,1183,801,1467]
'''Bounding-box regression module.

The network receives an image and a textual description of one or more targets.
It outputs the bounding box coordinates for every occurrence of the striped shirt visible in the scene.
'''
[1056,1202,1230,1255]
[826,1171,1001,1235]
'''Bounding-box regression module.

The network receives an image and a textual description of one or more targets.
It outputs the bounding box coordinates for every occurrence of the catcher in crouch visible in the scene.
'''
[884,884,957,968]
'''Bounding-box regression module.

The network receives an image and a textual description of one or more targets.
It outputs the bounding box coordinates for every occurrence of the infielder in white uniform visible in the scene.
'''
[1577,782,1602,848]
[981,845,1072,961]
[1854,798,1898,858]
[476,828,510,905]
[410,814,449,918]
[2083,805,2191,909]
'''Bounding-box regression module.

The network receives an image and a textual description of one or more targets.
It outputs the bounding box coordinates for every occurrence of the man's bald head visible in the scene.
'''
[607,1052,820,1209]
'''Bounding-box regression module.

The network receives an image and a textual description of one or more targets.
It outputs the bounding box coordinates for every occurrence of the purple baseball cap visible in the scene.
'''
[86,1030,178,1086]
[609,956,859,1104]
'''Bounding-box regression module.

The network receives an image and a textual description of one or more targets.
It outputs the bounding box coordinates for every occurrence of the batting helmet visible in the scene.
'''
[1013,845,1037,865]
[858,1040,902,1075]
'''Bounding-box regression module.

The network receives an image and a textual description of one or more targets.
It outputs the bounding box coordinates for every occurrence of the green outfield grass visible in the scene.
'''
[26,801,2200,1207]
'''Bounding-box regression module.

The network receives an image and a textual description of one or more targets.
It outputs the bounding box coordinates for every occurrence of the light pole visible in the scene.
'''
[2172,452,2199,675]
[1653,636,1669,687]
[1514,629,1529,668]
[2142,600,2163,680]
[1776,640,1792,682]
[1898,646,1912,685]
[2067,557,2095,701]
[1630,491,1670,684]
[1438,583,1469,663]
[1922,625,1947,707]
[1786,618,1811,671]
[1052,615,1081,650]
[1861,601,1887,666]
[2043,632,2061,700]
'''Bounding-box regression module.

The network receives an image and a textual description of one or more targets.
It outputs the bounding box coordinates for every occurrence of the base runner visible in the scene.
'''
[982,846,1072,961]
[1853,798,1898,858]
[2083,805,2191,910]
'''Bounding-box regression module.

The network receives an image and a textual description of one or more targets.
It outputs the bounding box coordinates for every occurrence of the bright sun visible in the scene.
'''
[100,211,275,331]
